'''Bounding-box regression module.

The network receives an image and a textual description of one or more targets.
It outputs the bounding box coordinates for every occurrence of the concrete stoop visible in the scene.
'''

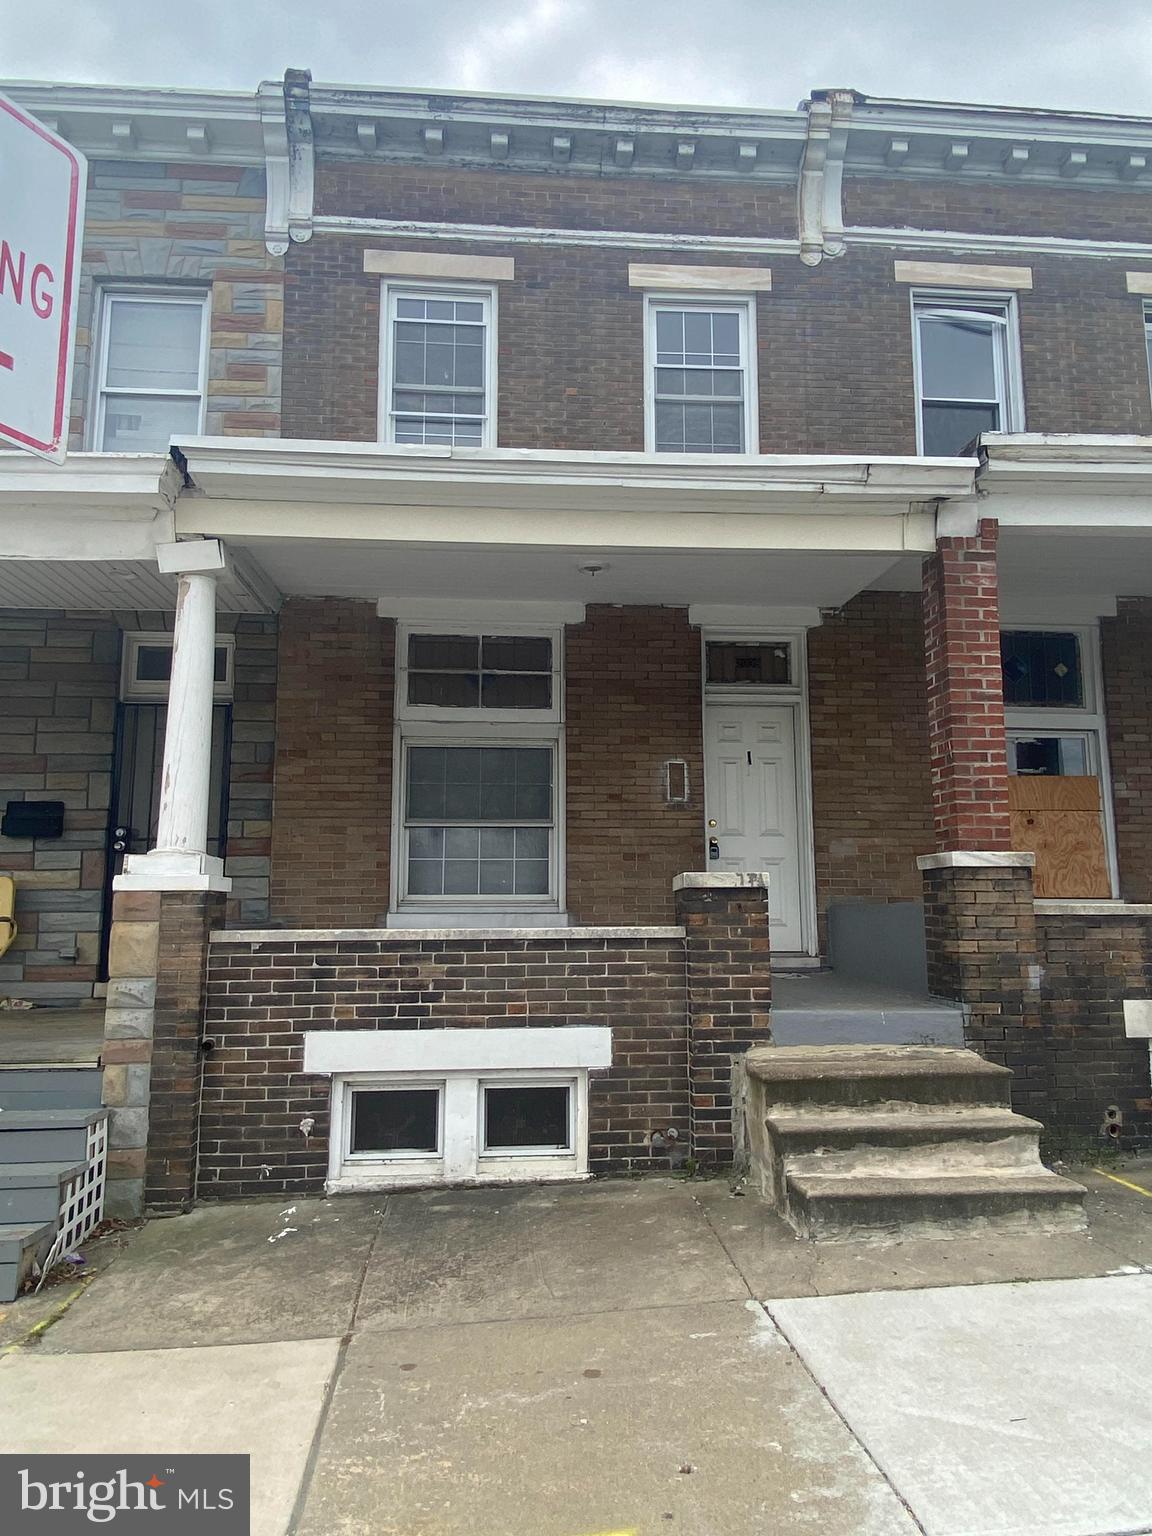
[743,1044,1087,1242]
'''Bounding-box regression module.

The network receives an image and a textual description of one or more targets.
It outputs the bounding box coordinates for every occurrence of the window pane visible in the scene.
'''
[408,672,481,707]
[706,642,791,686]
[100,393,202,452]
[1001,631,1084,708]
[351,1089,439,1153]
[918,313,999,400]
[406,747,552,823]
[104,300,203,391]
[1010,736,1090,776]
[920,401,998,456]
[481,636,552,672]
[655,400,743,453]
[410,636,480,669]
[394,417,483,447]
[484,1085,570,1150]
[481,674,551,709]
[656,367,742,399]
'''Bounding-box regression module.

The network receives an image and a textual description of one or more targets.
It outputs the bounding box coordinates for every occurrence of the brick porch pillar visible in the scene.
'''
[919,518,1043,1095]
[673,872,773,1167]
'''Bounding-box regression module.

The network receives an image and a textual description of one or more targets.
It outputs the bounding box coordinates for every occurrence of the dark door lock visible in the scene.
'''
[708,836,720,861]
[111,825,130,853]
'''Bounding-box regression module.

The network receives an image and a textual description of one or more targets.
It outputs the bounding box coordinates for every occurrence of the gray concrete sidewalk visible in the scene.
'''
[0,1167,1150,1535]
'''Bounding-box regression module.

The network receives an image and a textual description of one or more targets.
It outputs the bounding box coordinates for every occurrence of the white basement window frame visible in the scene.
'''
[328,1069,590,1190]
[120,631,234,702]
[378,281,497,448]
[644,293,759,454]
[91,287,210,452]
[391,620,565,922]
[911,289,1023,456]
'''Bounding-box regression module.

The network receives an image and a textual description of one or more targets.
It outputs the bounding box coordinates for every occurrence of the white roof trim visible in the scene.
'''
[174,435,977,503]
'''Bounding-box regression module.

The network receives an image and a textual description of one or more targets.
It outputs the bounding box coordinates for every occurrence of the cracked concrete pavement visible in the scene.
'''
[0,1166,1150,1535]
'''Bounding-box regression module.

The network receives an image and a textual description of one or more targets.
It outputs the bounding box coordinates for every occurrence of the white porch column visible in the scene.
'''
[116,540,231,893]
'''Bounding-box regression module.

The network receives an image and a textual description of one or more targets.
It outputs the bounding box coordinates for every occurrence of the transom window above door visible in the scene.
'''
[381,286,494,447]
[647,298,756,453]
[912,293,1020,456]
[94,290,208,451]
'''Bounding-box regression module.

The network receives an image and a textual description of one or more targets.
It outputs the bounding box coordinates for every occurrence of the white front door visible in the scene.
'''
[704,702,805,952]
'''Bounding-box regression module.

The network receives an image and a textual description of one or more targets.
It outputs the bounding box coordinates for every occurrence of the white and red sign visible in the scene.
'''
[0,92,86,463]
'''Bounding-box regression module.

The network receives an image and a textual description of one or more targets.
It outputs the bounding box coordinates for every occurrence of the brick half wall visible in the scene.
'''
[200,932,689,1197]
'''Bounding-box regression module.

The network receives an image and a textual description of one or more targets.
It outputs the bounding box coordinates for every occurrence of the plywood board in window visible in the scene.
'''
[1009,777,1110,897]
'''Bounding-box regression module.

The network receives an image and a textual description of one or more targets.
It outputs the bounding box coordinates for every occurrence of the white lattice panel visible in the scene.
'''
[35,1113,108,1289]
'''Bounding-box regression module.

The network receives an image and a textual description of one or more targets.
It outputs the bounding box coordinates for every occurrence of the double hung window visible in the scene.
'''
[381,286,494,447]
[913,293,1020,455]
[94,290,208,451]
[393,626,562,917]
[647,298,756,453]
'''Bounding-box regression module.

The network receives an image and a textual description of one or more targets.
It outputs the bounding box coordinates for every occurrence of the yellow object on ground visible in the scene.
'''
[0,875,15,959]
[1092,1166,1152,1197]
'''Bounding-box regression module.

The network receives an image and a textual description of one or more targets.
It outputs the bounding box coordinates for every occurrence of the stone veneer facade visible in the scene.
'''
[70,159,282,447]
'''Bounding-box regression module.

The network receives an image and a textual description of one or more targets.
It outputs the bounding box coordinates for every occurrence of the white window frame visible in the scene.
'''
[120,631,234,702]
[1002,622,1118,898]
[329,1069,589,1190]
[644,293,759,454]
[377,281,497,449]
[90,287,210,452]
[343,1078,444,1164]
[911,289,1023,455]
[396,621,563,726]
[390,620,565,923]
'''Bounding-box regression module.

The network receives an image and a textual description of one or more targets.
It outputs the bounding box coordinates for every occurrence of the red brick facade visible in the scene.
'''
[922,520,1012,851]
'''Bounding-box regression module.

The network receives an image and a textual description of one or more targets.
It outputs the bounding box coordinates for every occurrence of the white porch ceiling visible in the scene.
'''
[229,538,908,610]
[0,559,269,613]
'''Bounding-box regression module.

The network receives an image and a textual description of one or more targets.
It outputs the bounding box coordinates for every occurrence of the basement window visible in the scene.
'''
[331,1071,588,1189]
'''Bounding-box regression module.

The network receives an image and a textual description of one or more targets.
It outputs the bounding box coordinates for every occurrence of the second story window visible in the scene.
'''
[382,286,494,447]
[94,290,208,451]
[647,298,756,453]
[913,293,1020,455]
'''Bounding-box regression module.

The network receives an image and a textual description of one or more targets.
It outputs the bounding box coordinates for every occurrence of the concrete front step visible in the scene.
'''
[743,1044,1086,1242]
[0,1107,109,1164]
[0,1067,103,1111]
[765,1107,1044,1178]
[785,1171,1088,1243]
[0,1219,55,1303]
[0,1161,87,1225]
[746,1043,1013,1109]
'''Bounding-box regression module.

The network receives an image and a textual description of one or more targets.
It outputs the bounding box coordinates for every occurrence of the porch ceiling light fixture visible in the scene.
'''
[577,561,609,576]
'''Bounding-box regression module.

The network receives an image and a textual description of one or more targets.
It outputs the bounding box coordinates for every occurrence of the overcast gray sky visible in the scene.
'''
[4,0,1152,117]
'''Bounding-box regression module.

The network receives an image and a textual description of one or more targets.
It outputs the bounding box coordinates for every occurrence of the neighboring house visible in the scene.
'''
[2,74,1152,1218]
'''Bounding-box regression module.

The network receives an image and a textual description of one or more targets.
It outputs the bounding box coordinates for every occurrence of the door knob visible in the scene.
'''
[708,819,717,828]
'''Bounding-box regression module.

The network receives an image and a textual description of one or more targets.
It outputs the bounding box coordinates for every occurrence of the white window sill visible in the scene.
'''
[386,909,569,929]
[327,1166,589,1193]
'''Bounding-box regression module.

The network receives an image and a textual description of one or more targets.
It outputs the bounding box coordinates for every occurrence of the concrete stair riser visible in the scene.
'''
[787,1175,1088,1244]
[743,1045,1086,1241]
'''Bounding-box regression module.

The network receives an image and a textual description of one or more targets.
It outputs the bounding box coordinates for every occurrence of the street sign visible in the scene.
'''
[0,91,86,463]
